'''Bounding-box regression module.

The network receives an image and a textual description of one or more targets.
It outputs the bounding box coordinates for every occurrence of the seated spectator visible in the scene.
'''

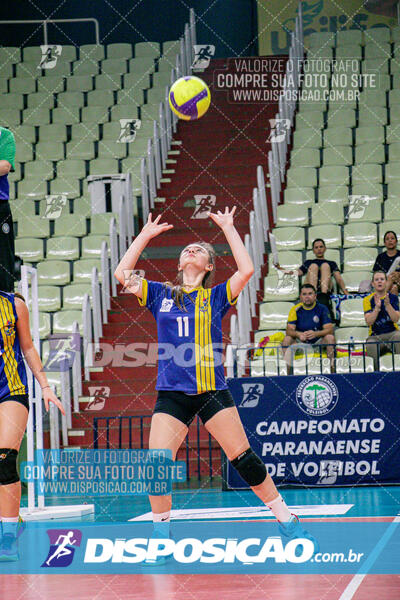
[296,239,348,295]
[363,271,400,370]
[282,283,335,371]
[373,231,400,295]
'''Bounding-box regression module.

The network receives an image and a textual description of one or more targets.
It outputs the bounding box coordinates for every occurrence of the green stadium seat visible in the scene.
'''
[15,238,44,262]
[16,216,50,239]
[140,103,162,121]
[362,58,389,74]
[327,109,356,128]
[354,143,385,164]
[120,77,147,101]
[323,127,352,148]
[36,75,65,93]
[89,158,119,175]
[97,140,127,159]
[13,124,36,144]
[351,184,384,203]
[39,124,67,142]
[336,30,362,45]
[8,163,22,182]
[341,271,372,292]
[62,283,92,309]
[37,286,62,312]
[65,140,95,160]
[15,63,40,77]
[335,327,368,344]
[387,180,400,199]
[307,225,341,248]
[72,59,99,76]
[9,77,36,94]
[52,106,80,124]
[343,247,376,271]
[46,237,80,260]
[379,221,400,243]
[319,165,349,186]
[359,90,387,110]
[73,258,101,283]
[107,43,132,59]
[286,167,317,188]
[70,122,99,141]
[86,89,115,106]
[336,355,374,374]
[343,222,377,247]
[134,42,160,58]
[47,61,72,76]
[50,178,80,199]
[388,142,400,161]
[308,31,335,47]
[53,310,83,334]
[80,44,105,61]
[24,160,53,180]
[356,125,385,145]
[352,163,382,185]
[57,159,86,179]
[37,260,70,285]
[295,111,325,130]
[292,128,322,149]
[259,301,293,330]
[57,91,85,108]
[263,274,299,301]
[146,86,168,105]
[390,59,400,73]
[386,162,400,182]
[348,198,382,223]
[81,235,108,257]
[128,56,155,74]
[335,45,362,60]
[392,27,400,43]
[15,144,33,163]
[384,198,400,221]
[38,312,51,338]
[358,105,388,126]
[311,203,344,225]
[290,148,320,168]
[251,357,287,377]
[273,227,305,251]
[101,58,128,73]
[66,75,94,92]
[11,199,36,221]
[17,178,48,199]
[388,89,400,106]
[366,27,391,43]
[364,42,391,59]
[305,248,340,264]
[90,212,118,234]
[276,204,309,227]
[268,251,302,271]
[162,40,180,55]
[72,197,91,215]
[0,47,20,63]
[318,185,349,204]
[2,93,24,110]
[284,187,314,206]
[379,355,400,372]
[322,146,352,166]
[2,109,21,126]
[340,298,365,327]
[94,74,121,90]
[53,214,88,237]
[110,103,140,121]
[297,100,326,113]
[23,107,51,126]
[81,106,109,123]
[35,141,65,161]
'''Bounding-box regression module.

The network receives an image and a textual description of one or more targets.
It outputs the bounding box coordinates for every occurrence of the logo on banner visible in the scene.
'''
[296,376,338,416]
[39,45,62,69]
[41,529,82,567]
[240,383,264,408]
[318,460,341,485]
[268,118,291,143]
[86,386,110,411]
[192,45,215,70]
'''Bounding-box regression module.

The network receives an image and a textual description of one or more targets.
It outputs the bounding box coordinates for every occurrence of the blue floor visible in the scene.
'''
[23,485,400,522]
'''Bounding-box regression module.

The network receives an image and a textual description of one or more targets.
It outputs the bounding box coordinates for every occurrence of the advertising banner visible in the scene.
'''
[227,373,400,488]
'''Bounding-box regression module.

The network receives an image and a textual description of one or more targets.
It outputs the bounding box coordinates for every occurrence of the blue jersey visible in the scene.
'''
[363,292,399,335]
[0,292,28,400]
[138,280,237,393]
[288,301,331,344]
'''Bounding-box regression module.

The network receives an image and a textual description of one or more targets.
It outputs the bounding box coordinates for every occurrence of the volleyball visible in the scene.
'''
[168,76,211,120]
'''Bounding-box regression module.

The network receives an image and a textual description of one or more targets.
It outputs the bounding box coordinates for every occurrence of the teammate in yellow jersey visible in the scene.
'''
[115,207,319,565]
[0,291,64,560]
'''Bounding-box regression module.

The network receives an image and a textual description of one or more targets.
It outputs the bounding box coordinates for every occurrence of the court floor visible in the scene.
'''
[7,485,400,600]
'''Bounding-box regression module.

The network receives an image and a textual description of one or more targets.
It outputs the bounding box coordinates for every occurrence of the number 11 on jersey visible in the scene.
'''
[176,316,189,337]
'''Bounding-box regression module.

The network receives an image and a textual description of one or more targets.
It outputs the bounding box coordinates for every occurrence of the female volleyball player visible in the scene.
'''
[115,207,318,563]
[0,291,65,560]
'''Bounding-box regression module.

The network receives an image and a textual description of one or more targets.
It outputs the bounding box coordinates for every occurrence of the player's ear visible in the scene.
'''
[206,263,213,271]
[177,262,182,271]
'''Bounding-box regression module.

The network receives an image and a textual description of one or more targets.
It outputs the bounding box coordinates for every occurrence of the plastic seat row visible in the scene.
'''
[268,247,381,273]
[286,162,400,188]
[13,212,118,238]
[292,124,400,150]
[15,234,109,262]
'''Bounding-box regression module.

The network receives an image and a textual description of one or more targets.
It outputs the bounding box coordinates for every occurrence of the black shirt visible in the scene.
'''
[299,259,339,275]
[372,250,400,273]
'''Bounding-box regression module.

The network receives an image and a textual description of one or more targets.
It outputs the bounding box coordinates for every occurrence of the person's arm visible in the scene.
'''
[15,298,65,414]
[383,295,400,323]
[0,129,16,174]
[274,262,303,276]
[208,206,254,299]
[286,322,306,341]
[114,213,173,299]
[364,295,380,326]
[0,160,12,176]
[333,270,348,295]
[308,322,334,339]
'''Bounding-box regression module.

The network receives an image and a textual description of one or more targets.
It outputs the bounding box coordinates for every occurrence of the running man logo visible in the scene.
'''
[43,195,67,219]
[42,333,81,373]
[117,119,141,143]
[38,45,62,69]
[192,45,215,70]
[267,119,291,143]
[41,529,82,568]
[121,269,145,294]
[318,460,342,485]
[191,195,216,219]
[240,383,264,408]
[348,195,370,219]
[86,386,110,411]
[276,270,297,291]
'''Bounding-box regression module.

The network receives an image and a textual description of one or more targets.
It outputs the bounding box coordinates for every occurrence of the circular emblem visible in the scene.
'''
[2,223,10,234]
[296,376,338,416]
[313,315,320,323]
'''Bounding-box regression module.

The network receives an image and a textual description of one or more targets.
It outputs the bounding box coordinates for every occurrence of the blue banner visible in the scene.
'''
[227,373,400,488]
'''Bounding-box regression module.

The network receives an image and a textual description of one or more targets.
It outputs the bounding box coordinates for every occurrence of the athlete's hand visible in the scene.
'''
[374,293,382,309]
[42,388,65,415]
[141,213,173,239]
[208,206,236,230]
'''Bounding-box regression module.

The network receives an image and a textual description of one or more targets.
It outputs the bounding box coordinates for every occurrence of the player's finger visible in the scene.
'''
[154,214,162,223]
[231,206,237,215]
[53,397,66,415]
[147,212,152,222]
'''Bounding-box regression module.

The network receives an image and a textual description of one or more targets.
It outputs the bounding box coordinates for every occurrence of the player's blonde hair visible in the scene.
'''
[165,242,216,311]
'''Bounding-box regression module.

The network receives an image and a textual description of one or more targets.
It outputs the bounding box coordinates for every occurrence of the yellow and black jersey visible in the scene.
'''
[0,292,27,399]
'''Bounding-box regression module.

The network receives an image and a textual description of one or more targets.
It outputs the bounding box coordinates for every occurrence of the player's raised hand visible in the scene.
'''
[208,206,236,230]
[141,213,173,239]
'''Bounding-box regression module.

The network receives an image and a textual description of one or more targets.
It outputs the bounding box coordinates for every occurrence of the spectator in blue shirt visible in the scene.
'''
[373,231,400,295]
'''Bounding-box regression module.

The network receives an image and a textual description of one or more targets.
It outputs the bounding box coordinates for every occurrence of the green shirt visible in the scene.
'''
[0,127,16,200]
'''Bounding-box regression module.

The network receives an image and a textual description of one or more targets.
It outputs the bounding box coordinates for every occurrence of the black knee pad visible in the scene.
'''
[230,448,266,486]
[0,449,19,485]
